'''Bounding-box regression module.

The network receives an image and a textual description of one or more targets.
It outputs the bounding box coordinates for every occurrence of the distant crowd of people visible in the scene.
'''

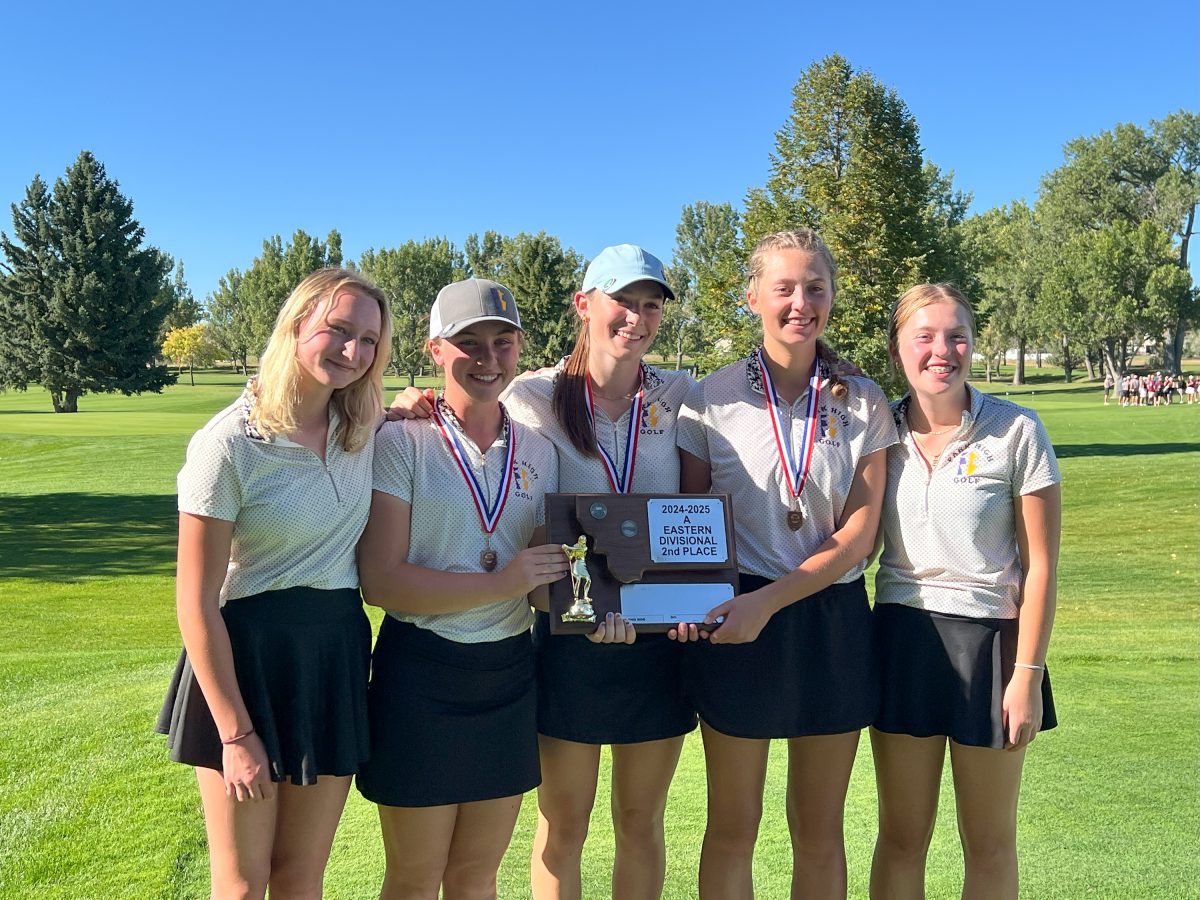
[1104,372,1199,406]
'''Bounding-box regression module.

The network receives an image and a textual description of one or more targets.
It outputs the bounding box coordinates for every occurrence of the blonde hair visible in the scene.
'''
[888,283,976,371]
[251,268,392,452]
[747,229,847,400]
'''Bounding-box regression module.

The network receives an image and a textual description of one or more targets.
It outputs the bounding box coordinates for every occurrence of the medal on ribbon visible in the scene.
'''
[584,372,643,494]
[432,399,517,571]
[758,349,822,530]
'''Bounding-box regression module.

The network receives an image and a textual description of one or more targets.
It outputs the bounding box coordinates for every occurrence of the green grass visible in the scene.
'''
[1,369,1198,898]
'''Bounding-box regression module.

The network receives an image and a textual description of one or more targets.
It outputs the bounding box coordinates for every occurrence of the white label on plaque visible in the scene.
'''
[647,498,728,564]
[620,583,735,623]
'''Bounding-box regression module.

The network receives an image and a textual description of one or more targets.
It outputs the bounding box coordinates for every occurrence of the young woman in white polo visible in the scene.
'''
[387,246,695,900]
[870,283,1060,899]
[157,268,391,897]
[675,230,897,898]
[356,278,586,899]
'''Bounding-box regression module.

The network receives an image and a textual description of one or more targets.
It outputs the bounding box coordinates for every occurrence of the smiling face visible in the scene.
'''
[747,248,833,355]
[294,288,383,392]
[893,299,974,401]
[429,320,521,407]
[575,280,664,365]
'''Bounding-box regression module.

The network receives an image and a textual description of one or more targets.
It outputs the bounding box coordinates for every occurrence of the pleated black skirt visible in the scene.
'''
[683,575,878,739]
[155,586,371,785]
[532,612,697,745]
[356,616,540,808]
[873,602,1058,748]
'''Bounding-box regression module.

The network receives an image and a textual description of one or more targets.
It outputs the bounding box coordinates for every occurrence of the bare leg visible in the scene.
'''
[442,794,524,900]
[610,736,685,899]
[785,731,861,900]
[377,803,458,900]
[268,776,353,899]
[697,722,770,900]
[868,730,947,900]
[531,736,601,900]
[948,741,1026,900]
[196,767,277,900]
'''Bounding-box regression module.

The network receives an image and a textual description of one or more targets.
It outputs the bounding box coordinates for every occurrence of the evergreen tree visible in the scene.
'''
[0,176,55,391]
[0,152,172,412]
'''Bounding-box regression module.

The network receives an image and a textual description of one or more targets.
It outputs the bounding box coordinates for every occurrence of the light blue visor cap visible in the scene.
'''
[581,244,675,300]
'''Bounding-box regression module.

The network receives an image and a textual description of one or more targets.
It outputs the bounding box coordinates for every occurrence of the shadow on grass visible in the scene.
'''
[0,493,176,582]
[1056,442,1199,459]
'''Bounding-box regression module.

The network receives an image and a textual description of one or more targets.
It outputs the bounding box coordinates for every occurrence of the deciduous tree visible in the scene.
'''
[464,231,582,368]
[740,54,962,385]
[241,229,343,354]
[359,238,465,384]
[161,323,219,386]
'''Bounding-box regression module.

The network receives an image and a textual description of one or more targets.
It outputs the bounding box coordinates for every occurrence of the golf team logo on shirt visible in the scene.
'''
[957,452,978,477]
[640,400,668,435]
[511,460,540,501]
[951,442,996,485]
[818,405,849,447]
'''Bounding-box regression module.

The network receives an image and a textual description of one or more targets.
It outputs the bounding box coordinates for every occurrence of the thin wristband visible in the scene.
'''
[221,727,256,745]
[1013,662,1044,671]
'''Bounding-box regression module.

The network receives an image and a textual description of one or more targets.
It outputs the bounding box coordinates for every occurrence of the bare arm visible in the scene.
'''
[679,448,712,493]
[357,490,567,614]
[708,447,889,644]
[1004,482,1062,747]
[176,512,274,800]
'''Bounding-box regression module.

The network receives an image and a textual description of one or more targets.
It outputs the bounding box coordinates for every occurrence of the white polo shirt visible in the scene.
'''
[875,386,1061,619]
[177,392,372,604]
[502,362,692,493]
[677,352,897,582]
[373,401,558,643]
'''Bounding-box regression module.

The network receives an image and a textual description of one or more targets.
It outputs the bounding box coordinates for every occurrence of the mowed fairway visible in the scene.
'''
[1,371,1197,899]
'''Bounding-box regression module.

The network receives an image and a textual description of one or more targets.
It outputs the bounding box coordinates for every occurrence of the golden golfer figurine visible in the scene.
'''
[560,535,597,623]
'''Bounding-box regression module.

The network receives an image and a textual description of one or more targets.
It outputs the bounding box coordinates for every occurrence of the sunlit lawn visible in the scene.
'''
[1,366,1197,898]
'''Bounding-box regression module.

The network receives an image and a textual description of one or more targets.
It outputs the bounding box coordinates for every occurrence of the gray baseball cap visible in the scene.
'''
[428,278,523,339]
[581,244,675,300]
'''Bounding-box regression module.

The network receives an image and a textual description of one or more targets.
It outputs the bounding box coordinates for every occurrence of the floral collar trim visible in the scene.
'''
[239,381,340,447]
[744,348,832,397]
[435,395,512,452]
[238,384,270,442]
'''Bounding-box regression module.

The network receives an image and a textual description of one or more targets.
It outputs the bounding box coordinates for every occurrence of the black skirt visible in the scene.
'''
[155,586,371,785]
[356,616,540,808]
[683,575,877,739]
[533,612,697,745]
[873,602,1058,749]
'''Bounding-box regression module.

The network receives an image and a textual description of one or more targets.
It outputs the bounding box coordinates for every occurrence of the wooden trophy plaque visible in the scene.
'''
[545,493,740,634]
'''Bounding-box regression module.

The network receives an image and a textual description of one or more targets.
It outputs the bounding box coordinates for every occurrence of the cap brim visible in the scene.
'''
[436,315,525,339]
[593,275,676,302]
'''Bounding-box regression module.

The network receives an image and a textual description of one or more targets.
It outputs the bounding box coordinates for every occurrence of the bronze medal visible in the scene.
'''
[787,508,803,530]
[480,548,498,572]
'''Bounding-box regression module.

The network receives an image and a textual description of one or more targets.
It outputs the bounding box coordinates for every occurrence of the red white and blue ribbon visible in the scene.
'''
[432,399,517,535]
[758,348,822,502]
[584,373,643,494]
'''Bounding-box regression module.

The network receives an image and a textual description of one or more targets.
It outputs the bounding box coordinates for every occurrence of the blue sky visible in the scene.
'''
[2,0,1196,301]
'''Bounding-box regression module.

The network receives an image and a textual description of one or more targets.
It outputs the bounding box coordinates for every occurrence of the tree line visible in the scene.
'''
[2,55,1195,411]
